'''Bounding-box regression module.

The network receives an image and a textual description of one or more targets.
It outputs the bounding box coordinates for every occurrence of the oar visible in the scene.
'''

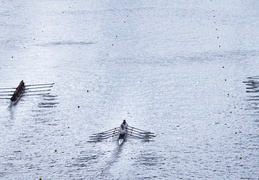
[128,131,156,137]
[0,87,15,90]
[25,83,54,87]
[129,129,155,135]
[128,131,156,138]
[0,97,11,99]
[128,126,147,132]
[25,86,53,90]
[99,127,120,134]
[88,135,117,142]
[90,134,118,140]
[128,127,155,135]
[22,93,50,96]
[0,90,15,93]
[90,131,118,139]
[92,127,120,135]
[89,132,118,139]
[129,126,154,134]
[0,94,12,96]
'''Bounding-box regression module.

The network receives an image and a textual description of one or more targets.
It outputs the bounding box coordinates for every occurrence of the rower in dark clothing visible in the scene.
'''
[11,80,25,101]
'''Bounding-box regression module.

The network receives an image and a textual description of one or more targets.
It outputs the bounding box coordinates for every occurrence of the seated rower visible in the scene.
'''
[121,119,129,129]
[119,125,127,139]
[10,80,25,101]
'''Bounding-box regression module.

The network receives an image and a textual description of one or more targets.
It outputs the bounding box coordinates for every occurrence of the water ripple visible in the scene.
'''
[244,76,259,116]
[38,41,95,47]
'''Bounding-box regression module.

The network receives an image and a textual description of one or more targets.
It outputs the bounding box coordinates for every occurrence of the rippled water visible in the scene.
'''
[0,0,259,179]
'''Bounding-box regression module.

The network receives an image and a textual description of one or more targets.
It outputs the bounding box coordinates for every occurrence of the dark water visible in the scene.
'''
[0,0,259,179]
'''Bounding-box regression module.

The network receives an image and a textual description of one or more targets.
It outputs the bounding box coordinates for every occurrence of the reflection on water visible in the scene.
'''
[136,150,165,167]
[244,75,259,115]
[70,150,99,168]
[30,94,58,125]
[38,95,59,108]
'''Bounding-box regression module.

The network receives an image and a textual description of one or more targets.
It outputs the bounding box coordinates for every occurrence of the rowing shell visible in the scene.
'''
[11,80,25,105]
[118,132,127,146]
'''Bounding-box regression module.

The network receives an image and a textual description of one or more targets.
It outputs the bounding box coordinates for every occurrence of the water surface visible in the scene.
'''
[0,0,259,179]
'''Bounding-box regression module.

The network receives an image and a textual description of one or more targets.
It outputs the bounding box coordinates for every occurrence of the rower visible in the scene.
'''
[11,80,25,101]
[121,119,129,129]
[119,125,127,139]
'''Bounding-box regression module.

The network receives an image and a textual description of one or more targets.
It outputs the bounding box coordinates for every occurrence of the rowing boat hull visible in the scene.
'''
[118,133,127,145]
[11,86,25,105]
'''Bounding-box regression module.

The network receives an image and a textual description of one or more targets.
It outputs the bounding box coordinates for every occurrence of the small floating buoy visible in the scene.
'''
[78,106,80,108]
[54,149,57,152]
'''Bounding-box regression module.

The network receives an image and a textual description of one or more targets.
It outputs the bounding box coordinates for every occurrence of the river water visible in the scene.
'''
[0,0,259,179]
